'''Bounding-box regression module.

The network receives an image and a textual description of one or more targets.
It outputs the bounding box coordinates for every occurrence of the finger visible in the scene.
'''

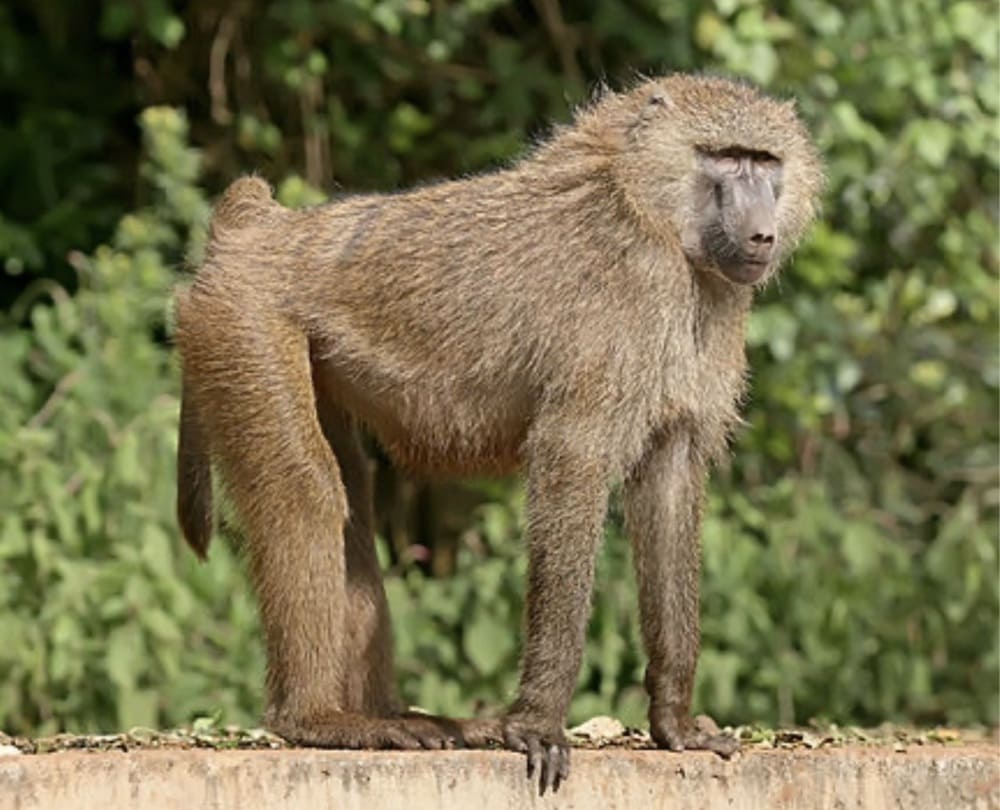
[526,736,543,782]
[541,744,561,795]
[555,745,570,791]
[503,727,527,753]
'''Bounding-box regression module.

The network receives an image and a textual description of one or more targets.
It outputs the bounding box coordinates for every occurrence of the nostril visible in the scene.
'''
[750,232,775,246]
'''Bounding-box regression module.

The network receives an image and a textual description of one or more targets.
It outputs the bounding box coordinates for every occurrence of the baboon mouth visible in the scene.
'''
[720,260,770,285]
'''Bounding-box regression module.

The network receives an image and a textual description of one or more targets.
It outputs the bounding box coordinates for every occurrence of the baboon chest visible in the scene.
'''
[653,282,748,436]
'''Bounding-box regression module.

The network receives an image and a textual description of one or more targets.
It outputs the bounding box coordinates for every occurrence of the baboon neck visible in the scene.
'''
[691,271,754,358]
[696,270,754,314]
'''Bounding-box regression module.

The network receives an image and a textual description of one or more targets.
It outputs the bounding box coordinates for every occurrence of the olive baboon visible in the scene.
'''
[175,74,822,792]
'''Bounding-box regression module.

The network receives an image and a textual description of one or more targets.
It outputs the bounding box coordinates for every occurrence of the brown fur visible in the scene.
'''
[175,74,822,791]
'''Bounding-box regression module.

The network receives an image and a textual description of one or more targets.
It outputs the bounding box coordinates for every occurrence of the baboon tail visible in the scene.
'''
[210,175,276,233]
[177,376,214,560]
[177,175,275,556]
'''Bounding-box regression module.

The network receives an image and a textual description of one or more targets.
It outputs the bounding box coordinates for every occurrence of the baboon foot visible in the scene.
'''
[270,711,466,750]
[650,711,740,757]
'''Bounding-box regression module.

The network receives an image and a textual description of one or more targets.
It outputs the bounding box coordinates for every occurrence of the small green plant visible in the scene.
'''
[0,109,262,735]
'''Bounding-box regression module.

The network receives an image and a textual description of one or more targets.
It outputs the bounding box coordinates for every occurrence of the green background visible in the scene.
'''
[0,0,996,737]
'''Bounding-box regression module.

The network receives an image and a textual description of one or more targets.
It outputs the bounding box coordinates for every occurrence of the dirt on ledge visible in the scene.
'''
[1,722,997,810]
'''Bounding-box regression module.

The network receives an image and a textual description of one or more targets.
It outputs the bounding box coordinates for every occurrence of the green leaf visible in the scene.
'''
[910,120,954,168]
[463,610,514,675]
[118,687,159,729]
[106,625,144,689]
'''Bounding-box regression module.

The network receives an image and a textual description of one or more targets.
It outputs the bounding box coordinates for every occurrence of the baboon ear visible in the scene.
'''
[634,89,674,133]
[647,90,674,110]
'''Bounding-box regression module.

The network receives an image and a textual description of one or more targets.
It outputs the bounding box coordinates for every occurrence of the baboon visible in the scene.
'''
[175,74,822,792]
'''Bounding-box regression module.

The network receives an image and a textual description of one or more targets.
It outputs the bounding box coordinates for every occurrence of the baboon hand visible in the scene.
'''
[502,714,570,796]
[650,710,740,758]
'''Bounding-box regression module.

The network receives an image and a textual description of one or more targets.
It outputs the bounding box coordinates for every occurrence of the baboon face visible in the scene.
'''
[618,77,821,289]
[694,148,784,285]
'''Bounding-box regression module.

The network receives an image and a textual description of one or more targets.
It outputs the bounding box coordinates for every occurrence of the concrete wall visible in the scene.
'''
[2,745,997,810]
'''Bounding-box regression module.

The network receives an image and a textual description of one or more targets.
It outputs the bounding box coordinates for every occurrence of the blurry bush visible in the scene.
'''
[0,0,996,735]
[0,109,263,733]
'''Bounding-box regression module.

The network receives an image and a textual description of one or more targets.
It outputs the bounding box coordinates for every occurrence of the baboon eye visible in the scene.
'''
[699,153,741,176]
[753,155,783,180]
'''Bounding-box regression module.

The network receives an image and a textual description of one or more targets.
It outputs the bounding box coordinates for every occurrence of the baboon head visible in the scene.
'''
[606,75,823,286]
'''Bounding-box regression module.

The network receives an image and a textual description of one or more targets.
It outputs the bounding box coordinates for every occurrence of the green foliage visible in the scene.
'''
[390,479,998,729]
[386,494,527,718]
[0,2,138,300]
[0,109,262,734]
[0,0,996,736]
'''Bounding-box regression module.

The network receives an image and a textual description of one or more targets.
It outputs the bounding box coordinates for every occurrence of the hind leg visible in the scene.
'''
[315,398,504,748]
[178,282,464,749]
[313,398,399,717]
[313,384,505,748]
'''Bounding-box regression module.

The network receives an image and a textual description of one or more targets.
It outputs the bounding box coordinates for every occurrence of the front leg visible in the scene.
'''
[504,425,611,793]
[624,428,739,757]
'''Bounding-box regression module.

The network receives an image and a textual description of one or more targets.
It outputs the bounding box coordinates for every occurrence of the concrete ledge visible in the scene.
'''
[1,745,997,810]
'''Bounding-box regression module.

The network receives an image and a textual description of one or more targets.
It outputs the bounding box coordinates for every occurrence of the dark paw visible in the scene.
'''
[454,718,504,749]
[502,717,570,795]
[397,713,465,749]
[651,712,740,758]
[268,711,464,750]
